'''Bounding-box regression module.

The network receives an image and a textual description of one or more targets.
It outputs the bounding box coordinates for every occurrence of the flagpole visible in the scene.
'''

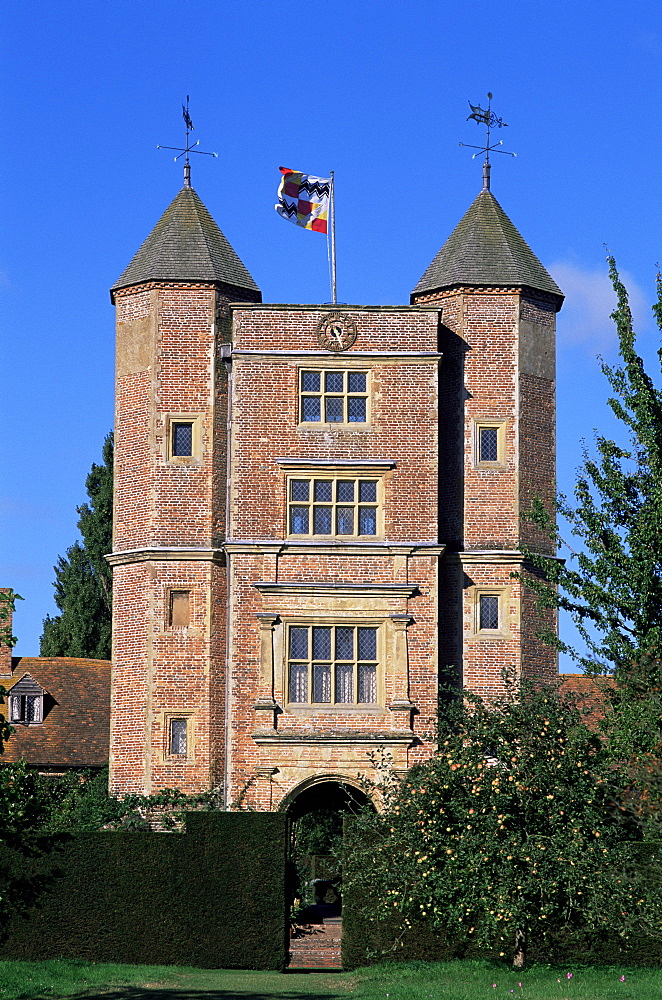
[330,171,337,304]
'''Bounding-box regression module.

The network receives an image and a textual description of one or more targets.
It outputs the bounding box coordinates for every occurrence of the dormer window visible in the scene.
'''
[7,672,45,725]
[10,694,42,724]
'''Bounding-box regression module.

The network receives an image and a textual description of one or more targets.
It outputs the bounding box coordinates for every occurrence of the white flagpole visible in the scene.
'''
[330,171,337,305]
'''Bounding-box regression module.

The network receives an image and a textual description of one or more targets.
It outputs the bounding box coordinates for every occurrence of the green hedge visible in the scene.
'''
[342,824,662,969]
[0,812,289,970]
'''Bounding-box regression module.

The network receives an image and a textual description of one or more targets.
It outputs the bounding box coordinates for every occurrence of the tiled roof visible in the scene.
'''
[558,673,614,731]
[111,186,261,300]
[1,657,110,769]
[411,189,563,306]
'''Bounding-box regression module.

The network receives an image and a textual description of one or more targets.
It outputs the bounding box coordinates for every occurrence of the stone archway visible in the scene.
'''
[282,776,373,922]
[284,776,373,968]
[279,773,372,819]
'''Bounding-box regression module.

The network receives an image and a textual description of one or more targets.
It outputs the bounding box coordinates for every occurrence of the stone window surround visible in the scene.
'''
[251,582,417,716]
[165,413,203,463]
[473,418,507,468]
[286,472,381,540]
[470,585,512,640]
[168,589,191,629]
[159,710,196,763]
[278,459,394,543]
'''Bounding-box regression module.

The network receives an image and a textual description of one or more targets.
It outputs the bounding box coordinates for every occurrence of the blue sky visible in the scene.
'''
[2,0,661,666]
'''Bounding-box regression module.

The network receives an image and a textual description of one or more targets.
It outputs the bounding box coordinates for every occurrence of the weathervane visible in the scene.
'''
[459,92,516,191]
[157,96,218,188]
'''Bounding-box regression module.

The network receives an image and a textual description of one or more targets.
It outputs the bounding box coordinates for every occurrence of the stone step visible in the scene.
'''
[289,921,343,970]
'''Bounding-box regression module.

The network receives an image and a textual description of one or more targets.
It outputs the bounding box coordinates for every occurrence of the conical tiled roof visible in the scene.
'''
[411,189,563,307]
[111,186,261,301]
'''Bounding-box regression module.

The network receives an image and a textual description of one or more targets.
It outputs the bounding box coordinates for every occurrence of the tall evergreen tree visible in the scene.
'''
[40,432,113,660]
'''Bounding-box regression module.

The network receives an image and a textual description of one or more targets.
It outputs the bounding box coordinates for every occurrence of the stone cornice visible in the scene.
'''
[253,582,419,598]
[224,543,284,554]
[106,547,224,567]
[109,542,446,564]
[251,728,414,746]
[276,542,444,557]
[275,457,396,469]
[448,549,562,565]
[230,350,442,361]
[230,303,441,313]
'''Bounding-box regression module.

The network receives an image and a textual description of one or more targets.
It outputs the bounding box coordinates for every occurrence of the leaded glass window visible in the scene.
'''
[288,476,380,537]
[9,694,43,724]
[287,625,379,705]
[169,718,188,755]
[300,369,368,424]
[479,594,500,630]
[479,426,498,463]
[172,422,194,457]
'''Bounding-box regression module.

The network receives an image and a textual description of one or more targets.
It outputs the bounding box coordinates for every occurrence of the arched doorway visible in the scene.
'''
[282,776,373,919]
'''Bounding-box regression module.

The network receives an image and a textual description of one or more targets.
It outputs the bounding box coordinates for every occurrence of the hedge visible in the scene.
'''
[0,812,289,970]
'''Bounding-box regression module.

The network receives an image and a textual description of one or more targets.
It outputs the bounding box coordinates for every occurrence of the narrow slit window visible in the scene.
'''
[169,590,190,628]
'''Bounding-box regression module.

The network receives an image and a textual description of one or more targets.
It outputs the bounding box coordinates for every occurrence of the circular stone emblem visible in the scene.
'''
[316,313,358,352]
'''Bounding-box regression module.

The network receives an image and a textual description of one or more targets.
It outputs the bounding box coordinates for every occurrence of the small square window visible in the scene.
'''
[172,422,193,456]
[475,421,505,466]
[479,594,500,630]
[169,591,190,628]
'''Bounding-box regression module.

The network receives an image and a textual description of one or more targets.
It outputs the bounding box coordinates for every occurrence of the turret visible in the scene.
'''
[412,188,563,695]
[108,183,260,795]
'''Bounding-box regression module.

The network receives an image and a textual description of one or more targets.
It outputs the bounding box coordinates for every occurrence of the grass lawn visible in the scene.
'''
[1,958,661,1000]
[351,959,662,1000]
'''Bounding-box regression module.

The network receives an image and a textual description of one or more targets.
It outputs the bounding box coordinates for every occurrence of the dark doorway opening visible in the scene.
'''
[287,779,371,920]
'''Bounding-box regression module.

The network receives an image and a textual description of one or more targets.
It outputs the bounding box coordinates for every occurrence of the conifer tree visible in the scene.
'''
[40,433,113,660]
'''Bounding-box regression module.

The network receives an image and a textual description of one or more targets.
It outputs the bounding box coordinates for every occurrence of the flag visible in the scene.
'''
[275,167,331,234]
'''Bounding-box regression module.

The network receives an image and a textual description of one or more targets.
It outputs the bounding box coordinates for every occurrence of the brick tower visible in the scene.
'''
[108,172,562,806]
[108,178,261,796]
[410,180,563,698]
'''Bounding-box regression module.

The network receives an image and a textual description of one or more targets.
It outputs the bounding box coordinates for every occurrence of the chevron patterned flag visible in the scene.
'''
[275,167,331,234]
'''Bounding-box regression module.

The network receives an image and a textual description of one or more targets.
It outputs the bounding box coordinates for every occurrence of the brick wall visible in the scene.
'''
[110,282,238,796]
[110,273,559,799]
[413,285,558,698]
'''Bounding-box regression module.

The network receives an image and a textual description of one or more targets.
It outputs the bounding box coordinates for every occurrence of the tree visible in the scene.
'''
[0,589,23,754]
[0,589,22,652]
[345,682,658,968]
[527,261,662,672]
[522,260,662,752]
[40,432,113,660]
